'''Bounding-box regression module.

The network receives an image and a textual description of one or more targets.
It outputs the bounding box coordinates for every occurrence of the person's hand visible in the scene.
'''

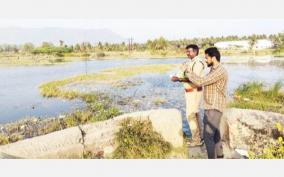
[171,76,180,82]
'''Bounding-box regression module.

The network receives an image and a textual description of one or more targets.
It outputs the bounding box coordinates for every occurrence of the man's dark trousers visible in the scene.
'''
[203,109,224,159]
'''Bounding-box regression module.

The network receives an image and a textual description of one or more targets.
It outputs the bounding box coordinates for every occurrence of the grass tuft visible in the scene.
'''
[113,118,172,159]
[0,134,9,145]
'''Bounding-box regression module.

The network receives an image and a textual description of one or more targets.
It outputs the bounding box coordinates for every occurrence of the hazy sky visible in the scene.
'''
[0,0,283,19]
[0,19,283,42]
[0,0,283,42]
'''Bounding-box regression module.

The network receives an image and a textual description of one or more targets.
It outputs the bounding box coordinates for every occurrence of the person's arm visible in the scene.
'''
[178,78,190,82]
[171,63,192,83]
[171,76,190,82]
[184,66,224,87]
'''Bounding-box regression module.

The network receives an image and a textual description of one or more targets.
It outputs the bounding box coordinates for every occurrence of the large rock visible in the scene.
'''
[0,109,183,159]
[188,108,284,159]
[221,108,284,152]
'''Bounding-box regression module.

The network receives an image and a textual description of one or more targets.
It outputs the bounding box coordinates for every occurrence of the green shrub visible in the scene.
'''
[96,52,106,58]
[160,50,168,56]
[43,120,62,134]
[113,118,172,159]
[8,134,24,143]
[64,115,77,128]
[0,134,9,145]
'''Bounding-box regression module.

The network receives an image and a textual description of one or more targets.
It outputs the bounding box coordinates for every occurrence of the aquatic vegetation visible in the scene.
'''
[39,74,122,127]
[229,81,284,114]
[154,97,167,105]
[39,64,176,131]
[63,103,120,129]
[113,118,172,159]
[39,64,176,99]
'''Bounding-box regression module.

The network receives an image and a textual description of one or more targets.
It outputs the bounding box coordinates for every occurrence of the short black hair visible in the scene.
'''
[185,44,199,55]
[205,47,221,61]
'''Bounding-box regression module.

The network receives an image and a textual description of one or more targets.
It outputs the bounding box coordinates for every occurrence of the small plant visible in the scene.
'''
[249,123,284,159]
[8,134,24,143]
[154,97,167,105]
[64,115,77,128]
[83,150,104,159]
[46,120,62,133]
[113,118,172,159]
[160,50,168,57]
[96,52,105,58]
[0,134,9,145]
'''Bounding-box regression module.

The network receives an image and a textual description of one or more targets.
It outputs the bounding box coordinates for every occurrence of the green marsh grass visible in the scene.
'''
[229,81,284,114]
[39,64,176,99]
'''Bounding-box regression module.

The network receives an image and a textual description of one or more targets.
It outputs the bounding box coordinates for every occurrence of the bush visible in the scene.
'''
[42,120,62,134]
[8,134,24,143]
[54,58,65,62]
[0,134,9,145]
[96,52,106,58]
[113,118,172,159]
[160,50,168,56]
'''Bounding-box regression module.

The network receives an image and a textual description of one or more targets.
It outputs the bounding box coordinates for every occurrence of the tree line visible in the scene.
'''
[0,33,283,55]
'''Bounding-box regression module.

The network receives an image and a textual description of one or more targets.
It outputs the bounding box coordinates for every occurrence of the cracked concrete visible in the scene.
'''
[1,108,283,159]
[0,109,183,159]
[0,126,84,158]
[77,125,87,157]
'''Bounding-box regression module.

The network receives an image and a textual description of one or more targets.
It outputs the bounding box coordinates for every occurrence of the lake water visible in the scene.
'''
[0,57,284,124]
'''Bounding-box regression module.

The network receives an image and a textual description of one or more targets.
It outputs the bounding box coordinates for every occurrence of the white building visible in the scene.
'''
[255,39,274,49]
[214,39,273,50]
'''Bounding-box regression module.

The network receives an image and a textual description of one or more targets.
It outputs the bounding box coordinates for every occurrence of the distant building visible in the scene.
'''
[214,40,250,50]
[255,39,274,49]
[214,39,273,50]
